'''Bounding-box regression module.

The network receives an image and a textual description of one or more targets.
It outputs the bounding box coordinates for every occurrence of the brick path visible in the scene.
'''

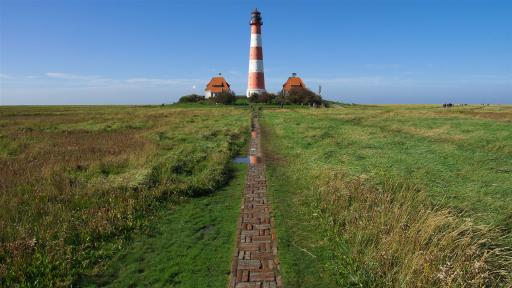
[229,115,281,288]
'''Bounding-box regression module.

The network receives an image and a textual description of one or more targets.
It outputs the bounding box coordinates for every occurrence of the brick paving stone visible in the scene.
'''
[240,242,260,251]
[236,283,262,288]
[263,282,277,288]
[250,271,276,282]
[251,252,274,260]
[229,115,281,288]
[241,230,260,236]
[238,259,262,269]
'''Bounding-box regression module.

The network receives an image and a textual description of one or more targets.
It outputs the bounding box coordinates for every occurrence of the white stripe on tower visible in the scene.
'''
[250,34,262,47]
[247,8,266,97]
[249,60,264,72]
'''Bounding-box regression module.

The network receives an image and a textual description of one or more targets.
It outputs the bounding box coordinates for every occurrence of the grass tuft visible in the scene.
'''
[318,170,512,287]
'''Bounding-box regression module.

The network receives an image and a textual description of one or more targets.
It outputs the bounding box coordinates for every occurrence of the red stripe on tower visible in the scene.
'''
[247,8,266,97]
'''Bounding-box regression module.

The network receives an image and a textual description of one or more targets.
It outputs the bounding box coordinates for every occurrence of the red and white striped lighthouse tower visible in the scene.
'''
[247,8,266,97]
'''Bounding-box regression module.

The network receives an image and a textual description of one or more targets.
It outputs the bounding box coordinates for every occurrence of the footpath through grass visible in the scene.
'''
[261,105,512,287]
[82,163,246,288]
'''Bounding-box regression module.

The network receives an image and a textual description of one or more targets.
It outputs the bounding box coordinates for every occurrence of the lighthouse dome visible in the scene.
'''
[250,8,262,25]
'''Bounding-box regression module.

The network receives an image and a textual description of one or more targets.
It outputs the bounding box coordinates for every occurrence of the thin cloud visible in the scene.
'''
[306,75,512,88]
[124,78,199,86]
[0,73,12,79]
[42,72,200,87]
[45,72,102,81]
[307,76,395,86]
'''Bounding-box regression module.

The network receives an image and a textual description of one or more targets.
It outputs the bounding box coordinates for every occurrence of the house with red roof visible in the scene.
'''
[205,74,231,98]
[282,73,306,95]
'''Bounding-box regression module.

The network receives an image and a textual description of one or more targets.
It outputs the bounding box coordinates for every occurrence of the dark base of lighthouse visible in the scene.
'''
[246,89,267,97]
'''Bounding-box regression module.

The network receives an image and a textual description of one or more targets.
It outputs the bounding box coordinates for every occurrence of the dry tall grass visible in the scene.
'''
[318,171,512,287]
[0,106,249,286]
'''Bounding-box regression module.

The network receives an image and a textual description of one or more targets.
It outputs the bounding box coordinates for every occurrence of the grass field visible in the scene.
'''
[0,105,249,286]
[81,163,247,287]
[261,105,512,287]
[2,104,511,287]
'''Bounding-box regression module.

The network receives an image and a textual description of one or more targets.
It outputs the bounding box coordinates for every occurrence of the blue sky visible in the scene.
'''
[1,0,511,105]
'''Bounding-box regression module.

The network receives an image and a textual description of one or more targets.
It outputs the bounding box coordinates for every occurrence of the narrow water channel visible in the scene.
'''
[232,155,249,164]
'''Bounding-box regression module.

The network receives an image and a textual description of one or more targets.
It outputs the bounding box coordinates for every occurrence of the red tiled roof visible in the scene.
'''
[205,76,230,93]
[283,77,306,91]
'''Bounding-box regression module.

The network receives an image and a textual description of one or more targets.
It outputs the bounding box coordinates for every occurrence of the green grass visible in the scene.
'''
[264,105,512,228]
[261,105,512,286]
[265,158,338,287]
[2,104,511,286]
[0,105,249,287]
[81,163,246,288]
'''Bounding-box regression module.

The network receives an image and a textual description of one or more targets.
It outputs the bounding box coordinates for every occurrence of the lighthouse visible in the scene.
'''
[247,8,266,97]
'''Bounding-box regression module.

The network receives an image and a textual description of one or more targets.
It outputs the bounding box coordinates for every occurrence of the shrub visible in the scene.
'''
[248,92,277,104]
[234,96,249,106]
[210,91,236,105]
[178,94,205,103]
[247,93,257,103]
[286,87,323,106]
[275,92,287,106]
